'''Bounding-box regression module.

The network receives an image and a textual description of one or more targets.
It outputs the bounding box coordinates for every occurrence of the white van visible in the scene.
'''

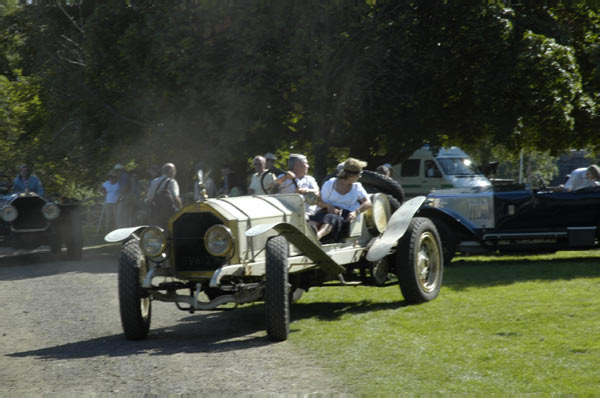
[391,146,491,197]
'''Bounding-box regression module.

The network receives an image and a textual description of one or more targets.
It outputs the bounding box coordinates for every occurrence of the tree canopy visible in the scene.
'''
[1,0,600,192]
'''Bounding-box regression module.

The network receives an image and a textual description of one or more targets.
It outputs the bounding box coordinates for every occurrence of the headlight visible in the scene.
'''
[42,203,61,220]
[140,227,167,257]
[1,205,18,222]
[204,225,234,257]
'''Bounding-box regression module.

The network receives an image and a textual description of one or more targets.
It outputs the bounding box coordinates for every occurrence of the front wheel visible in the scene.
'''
[264,236,290,341]
[395,217,443,303]
[118,239,152,340]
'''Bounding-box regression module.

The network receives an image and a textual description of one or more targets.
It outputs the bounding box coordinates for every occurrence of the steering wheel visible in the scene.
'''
[260,167,286,194]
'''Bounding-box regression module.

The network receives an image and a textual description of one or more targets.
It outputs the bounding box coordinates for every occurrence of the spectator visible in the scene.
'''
[221,168,245,197]
[248,155,275,195]
[145,163,182,227]
[310,157,372,241]
[101,170,120,232]
[264,152,277,170]
[564,165,600,191]
[114,163,133,227]
[274,153,319,216]
[12,164,44,196]
[376,164,391,178]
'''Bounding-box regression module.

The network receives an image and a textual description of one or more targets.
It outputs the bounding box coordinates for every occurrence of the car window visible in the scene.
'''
[401,159,420,177]
[437,158,479,176]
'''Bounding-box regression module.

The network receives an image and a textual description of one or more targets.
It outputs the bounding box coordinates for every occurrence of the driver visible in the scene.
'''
[12,164,44,196]
[274,153,319,216]
[564,165,600,191]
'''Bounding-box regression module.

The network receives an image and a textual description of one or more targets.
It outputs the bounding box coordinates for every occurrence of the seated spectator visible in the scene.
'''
[564,165,600,191]
[12,164,44,196]
[310,158,372,241]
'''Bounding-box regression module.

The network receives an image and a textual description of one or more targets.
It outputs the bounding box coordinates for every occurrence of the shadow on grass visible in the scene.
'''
[291,300,406,321]
[445,256,600,291]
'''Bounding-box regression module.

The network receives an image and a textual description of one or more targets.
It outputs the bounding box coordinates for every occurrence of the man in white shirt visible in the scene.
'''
[248,155,274,195]
[275,153,319,216]
[564,165,600,191]
[145,163,182,210]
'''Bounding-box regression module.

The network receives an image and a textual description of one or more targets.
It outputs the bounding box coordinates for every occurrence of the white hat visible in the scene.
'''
[264,153,276,160]
[113,163,124,170]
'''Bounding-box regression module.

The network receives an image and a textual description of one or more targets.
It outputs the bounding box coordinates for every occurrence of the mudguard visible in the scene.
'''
[104,226,149,243]
[366,196,427,262]
[246,222,346,275]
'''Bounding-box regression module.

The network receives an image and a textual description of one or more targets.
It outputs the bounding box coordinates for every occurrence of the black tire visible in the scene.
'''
[64,208,83,260]
[387,195,401,213]
[359,170,404,204]
[265,236,290,341]
[395,217,443,303]
[118,239,152,340]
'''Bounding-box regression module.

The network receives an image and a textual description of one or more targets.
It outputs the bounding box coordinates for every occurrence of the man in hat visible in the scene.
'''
[264,153,276,171]
[564,165,600,191]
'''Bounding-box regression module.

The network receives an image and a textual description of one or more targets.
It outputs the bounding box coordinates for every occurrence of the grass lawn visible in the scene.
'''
[288,251,600,394]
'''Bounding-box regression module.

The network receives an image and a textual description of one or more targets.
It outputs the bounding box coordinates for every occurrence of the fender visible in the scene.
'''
[104,226,149,243]
[245,222,346,275]
[416,205,481,240]
[366,196,427,262]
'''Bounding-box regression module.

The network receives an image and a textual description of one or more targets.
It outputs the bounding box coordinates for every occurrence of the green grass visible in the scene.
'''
[288,251,600,394]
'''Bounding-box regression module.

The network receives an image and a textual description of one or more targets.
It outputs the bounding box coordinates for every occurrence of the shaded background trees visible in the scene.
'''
[1,0,600,193]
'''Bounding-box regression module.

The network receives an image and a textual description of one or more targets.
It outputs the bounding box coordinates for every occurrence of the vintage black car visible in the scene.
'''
[418,183,600,263]
[0,175,82,259]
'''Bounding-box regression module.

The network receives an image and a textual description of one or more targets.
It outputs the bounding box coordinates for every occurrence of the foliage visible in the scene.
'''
[1,1,600,189]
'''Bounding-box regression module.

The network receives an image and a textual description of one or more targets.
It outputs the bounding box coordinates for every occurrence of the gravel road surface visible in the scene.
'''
[0,248,348,396]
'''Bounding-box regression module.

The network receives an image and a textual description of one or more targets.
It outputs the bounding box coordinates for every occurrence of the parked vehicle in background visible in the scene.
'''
[391,145,491,198]
[418,182,600,264]
[106,190,445,342]
[0,174,83,259]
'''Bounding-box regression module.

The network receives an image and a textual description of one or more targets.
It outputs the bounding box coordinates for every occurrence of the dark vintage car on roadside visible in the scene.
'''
[416,183,600,263]
[0,175,83,259]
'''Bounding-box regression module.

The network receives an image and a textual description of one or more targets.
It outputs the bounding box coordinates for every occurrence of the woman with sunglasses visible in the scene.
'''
[310,158,372,241]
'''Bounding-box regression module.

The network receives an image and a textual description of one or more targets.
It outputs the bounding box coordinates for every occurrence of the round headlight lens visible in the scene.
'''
[140,227,167,257]
[204,225,234,257]
[42,203,61,220]
[1,205,18,222]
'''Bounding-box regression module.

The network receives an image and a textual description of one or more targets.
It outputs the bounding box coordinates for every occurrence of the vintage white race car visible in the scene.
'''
[106,191,444,341]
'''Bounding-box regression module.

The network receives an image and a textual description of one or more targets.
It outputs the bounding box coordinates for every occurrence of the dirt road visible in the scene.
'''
[0,249,347,396]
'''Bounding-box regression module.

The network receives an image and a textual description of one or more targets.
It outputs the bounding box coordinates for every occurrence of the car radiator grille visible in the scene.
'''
[12,197,47,230]
[172,212,227,272]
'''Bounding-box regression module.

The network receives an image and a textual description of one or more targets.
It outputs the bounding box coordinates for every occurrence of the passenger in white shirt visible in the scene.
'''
[310,158,372,241]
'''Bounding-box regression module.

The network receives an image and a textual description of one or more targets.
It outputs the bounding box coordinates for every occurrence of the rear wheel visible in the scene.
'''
[265,236,290,341]
[395,217,443,303]
[119,239,152,340]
